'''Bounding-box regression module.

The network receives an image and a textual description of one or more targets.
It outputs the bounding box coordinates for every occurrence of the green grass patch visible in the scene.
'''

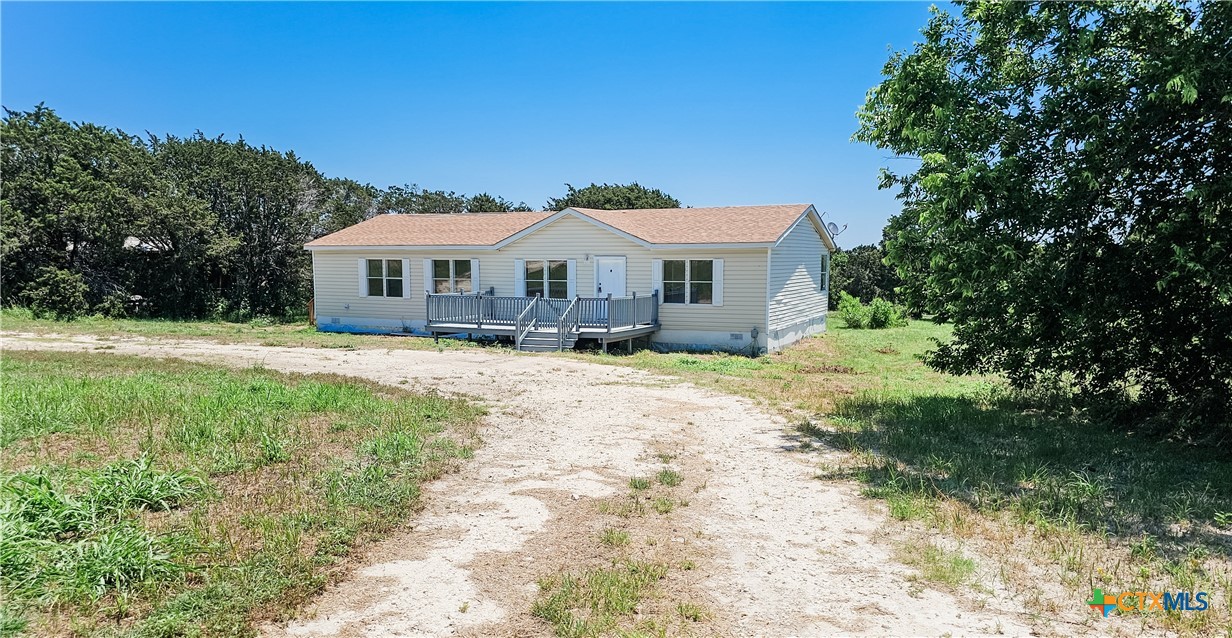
[599,528,630,548]
[0,350,481,636]
[896,543,977,588]
[628,477,651,491]
[532,560,668,637]
[655,470,682,487]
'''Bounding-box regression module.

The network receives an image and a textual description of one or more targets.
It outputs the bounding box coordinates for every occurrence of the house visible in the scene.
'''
[304,204,837,353]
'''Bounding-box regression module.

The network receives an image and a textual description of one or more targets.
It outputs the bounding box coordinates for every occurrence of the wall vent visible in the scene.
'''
[730,333,745,341]
[330,317,340,324]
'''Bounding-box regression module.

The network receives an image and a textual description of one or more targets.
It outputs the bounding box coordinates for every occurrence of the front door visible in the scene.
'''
[595,256,627,297]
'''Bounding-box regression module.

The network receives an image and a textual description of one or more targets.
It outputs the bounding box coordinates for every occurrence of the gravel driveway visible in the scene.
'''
[5,334,1035,637]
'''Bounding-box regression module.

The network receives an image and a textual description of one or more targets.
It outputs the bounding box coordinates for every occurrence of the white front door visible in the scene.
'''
[595,256,626,297]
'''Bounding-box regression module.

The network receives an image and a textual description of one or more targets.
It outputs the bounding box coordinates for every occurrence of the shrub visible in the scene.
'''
[837,292,908,330]
[868,298,908,329]
[93,289,131,318]
[20,268,88,321]
[836,291,871,329]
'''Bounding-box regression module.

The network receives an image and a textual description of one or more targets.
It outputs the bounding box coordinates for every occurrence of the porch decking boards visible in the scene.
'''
[425,292,660,351]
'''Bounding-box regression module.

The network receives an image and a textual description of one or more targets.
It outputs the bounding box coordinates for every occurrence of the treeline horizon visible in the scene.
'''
[0,104,682,320]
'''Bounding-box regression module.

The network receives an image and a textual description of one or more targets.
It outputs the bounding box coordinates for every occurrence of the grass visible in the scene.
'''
[655,470,682,487]
[0,350,481,637]
[896,543,977,589]
[600,528,630,548]
[532,560,669,637]
[0,307,484,352]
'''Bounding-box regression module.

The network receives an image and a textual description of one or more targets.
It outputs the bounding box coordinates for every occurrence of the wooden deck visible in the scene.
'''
[425,292,660,352]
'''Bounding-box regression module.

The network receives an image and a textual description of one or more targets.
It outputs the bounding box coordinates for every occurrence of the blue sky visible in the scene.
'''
[2,2,936,247]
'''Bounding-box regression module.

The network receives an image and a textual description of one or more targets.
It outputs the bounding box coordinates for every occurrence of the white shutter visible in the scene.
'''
[401,258,412,299]
[470,258,481,293]
[514,259,526,296]
[712,259,724,307]
[358,258,368,297]
[566,259,577,298]
[651,259,663,304]
[423,259,433,294]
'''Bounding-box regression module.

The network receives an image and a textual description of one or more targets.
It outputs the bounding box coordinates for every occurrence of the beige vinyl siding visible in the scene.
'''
[767,216,828,336]
[312,251,486,328]
[501,215,768,334]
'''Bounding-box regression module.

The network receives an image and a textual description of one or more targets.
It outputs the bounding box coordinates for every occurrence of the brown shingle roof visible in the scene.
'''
[305,211,553,247]
[573,204,811,245]
[304,204,814,248]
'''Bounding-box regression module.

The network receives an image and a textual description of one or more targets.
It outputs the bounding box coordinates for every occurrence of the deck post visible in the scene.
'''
[652,290,659,325]
[476,294,483,330]
[606,293,613,334]
[627,338,633,353]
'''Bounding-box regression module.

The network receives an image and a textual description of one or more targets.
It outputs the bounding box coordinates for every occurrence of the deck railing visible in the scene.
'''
[557,297,581,350]
[427,290,659,338]
[513,299,537,350]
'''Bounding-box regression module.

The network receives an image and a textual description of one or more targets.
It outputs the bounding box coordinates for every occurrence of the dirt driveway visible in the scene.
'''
[5,334,1036,637]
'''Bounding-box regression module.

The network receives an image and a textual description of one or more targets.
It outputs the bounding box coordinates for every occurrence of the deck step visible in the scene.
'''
[517,332,577,352]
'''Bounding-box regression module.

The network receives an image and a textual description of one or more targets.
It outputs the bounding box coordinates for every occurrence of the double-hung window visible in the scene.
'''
[663,259,713,305]
[820,253,830,293]
[525,260,569,298]
[432,259,472,294]
[366,259,403,297]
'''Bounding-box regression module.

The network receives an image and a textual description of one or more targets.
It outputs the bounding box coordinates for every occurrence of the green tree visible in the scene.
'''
[147,133,323,317]
[856,1,1232,436]
[377,184,467,215]
[546,182,681,210]
[1,105,160,308]
[829,243,902,310]
[466,192,533,213]
[319,178,379,235]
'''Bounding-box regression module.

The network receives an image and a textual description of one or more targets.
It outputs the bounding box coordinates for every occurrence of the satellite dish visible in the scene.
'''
[826,222,847,237]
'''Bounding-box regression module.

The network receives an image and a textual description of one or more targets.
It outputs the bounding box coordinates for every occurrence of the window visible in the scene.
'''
[663,259,713,305]
[525,259,569,298]
[367,259,403,297]
[820,253,830,292]
[432,259,472,293]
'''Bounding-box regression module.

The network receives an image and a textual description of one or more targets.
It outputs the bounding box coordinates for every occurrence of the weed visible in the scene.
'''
[600,528,630,547]
[655,469,682,487]
[629,477,651,491]
[652,497,675,515]
[675,602,708,622]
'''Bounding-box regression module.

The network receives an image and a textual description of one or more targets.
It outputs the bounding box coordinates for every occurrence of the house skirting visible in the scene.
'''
[767,315,826,353]
[649,329,763,354]
[317,316,426,335]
